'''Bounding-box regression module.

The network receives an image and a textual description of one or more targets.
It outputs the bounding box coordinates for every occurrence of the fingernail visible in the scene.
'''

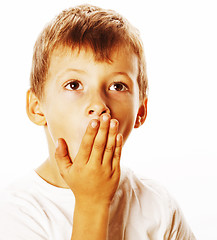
[102,114,109,122]
[91,120,98,128]
[117,133,123,141]
[56,139,59,148]
[110,120,116,128]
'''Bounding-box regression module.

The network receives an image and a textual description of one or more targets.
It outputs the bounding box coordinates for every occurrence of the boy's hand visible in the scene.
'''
[55,114,123,207]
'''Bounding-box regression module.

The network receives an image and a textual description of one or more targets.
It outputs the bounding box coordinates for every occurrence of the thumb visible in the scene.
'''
[55,138,72,177]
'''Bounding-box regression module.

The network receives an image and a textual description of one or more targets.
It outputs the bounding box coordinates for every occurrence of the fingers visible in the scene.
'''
[112,133,123,172]
[89,114,122,169]
[60,114,122,170]
[55,138,72,176]
[102,119,119,169]
[89,114,111,165]
[75,119,100,165]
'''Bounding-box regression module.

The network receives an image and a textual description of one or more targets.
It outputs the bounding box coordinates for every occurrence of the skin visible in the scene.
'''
[26,45,147,240]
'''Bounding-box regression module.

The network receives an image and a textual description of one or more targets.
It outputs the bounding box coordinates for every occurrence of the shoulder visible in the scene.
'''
[1,171,41,205]
[0,171,52,219]
[0,171,75,239]
[0,170,73,213]
[118,167,175,216]
[115,167,196,239]
[119,167,173,203]
[0,171,45,209]
[0,171,49,239]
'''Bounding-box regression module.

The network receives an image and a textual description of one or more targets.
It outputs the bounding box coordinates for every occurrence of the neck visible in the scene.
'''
[36,157,69,189]
[36,127,70,188]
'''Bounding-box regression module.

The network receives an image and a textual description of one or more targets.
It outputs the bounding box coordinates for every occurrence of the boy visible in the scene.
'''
[0,4,196,240]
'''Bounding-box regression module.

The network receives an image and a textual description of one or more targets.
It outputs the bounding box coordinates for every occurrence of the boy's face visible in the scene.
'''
[39,46,145,159]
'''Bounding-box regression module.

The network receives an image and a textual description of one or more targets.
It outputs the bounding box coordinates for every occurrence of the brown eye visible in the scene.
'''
[109,82,128,91]
[65,80,83,91]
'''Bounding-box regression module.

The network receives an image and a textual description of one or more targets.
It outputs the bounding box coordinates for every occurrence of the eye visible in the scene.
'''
[64,80,83,91]
[109,82,128,92]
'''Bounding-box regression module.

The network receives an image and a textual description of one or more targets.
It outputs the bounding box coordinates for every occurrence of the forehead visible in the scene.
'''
[47,45,139,81]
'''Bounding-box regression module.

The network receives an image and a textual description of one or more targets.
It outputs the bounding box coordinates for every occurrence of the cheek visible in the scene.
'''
[119,112,136,144]
[111,99,137,143]
[42,92,90,159]
[45,102,85,146]
[46,112,87,160]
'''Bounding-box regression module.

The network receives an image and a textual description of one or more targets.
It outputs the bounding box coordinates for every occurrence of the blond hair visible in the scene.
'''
[30,4,148,102]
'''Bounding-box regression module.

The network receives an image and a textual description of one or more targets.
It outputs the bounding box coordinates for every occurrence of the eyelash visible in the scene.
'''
[109,82,129,92]
[64,80,83,91]
[64,80,129,92]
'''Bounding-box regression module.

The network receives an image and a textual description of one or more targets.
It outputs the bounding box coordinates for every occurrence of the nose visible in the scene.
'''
[87,94,110,117]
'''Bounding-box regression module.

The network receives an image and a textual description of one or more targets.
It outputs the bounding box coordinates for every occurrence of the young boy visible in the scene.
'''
[0,4,196,240]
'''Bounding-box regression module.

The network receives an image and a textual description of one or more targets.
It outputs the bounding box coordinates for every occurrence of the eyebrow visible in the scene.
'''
[55,68,87,82]
[111,72,134,84]
[56,69,134,85]
[64,68,87,74]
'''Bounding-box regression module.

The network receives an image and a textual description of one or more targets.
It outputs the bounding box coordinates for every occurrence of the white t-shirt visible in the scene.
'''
[0,167,195,240]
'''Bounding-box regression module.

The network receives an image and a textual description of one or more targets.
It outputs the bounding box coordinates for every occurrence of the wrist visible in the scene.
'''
[72,199,110,240]
[75,198,111,215]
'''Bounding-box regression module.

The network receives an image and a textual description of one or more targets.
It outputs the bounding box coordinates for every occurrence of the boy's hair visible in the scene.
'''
[30,4,148,102]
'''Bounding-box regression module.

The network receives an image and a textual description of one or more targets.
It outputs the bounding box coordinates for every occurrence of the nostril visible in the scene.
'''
[101,110,107,114]
[88,108,110,116]
[88,110,94,115]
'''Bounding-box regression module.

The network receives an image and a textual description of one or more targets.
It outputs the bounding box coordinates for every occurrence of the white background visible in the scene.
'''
[0,0,216,239]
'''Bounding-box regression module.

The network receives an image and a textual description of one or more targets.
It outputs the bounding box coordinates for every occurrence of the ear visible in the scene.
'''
[26,89,47,126]
[134,97,148,128]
